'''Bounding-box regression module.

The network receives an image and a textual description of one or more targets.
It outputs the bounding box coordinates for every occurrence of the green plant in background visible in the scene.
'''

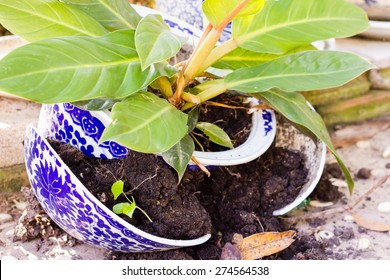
[111,180,153,222]
[0,0,374,193]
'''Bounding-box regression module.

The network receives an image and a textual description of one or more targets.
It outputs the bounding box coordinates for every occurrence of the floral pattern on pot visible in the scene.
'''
[24,126,211,252]
[38,103,127,159]
[154,0,232,41]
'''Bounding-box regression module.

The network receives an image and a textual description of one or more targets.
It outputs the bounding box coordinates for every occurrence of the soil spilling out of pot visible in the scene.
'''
[50,136,309,258]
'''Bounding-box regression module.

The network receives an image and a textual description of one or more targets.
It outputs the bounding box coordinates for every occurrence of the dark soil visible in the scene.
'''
[194,94,252,151]
[51,139,312,259]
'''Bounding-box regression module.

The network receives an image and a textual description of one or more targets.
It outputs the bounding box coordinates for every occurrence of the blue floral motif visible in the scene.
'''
[262,110,273,136]
[41,103,128,159]
[24,127,180,252]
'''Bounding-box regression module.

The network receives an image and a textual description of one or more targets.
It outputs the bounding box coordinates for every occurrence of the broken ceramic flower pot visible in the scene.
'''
[20,5,324,252]
[27,98,275,253]
[24,125,211,252]
[26,101,324,254]
[20,7,276,253]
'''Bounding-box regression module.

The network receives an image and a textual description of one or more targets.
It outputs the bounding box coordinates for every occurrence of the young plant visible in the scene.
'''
[111,180,152,222]
[0,0,374,194]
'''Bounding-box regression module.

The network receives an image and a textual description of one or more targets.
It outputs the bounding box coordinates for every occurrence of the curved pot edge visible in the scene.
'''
[24,125,211,251]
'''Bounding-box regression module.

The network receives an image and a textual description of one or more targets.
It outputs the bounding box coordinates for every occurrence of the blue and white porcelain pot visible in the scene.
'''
[20,5,276,253]
[19,5,325,252]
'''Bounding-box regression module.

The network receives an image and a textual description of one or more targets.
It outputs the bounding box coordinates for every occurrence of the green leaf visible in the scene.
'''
[121,202,137,218]
[62,0,141,31]
[186,106,200,132]
[251,89,354,194]
[0,30,176,103]
[196,122,234,149]
[162,135,195,182]
[135,14,187,70]
[100,92,188,153]
[0,0,107,42]
[233,0,369,54]
[202,0,265,28]
[113,202,126,214]
[112,202,136,218]
[72,98,120,111]
[225,51,374,93]
[213,45,316,70]
[111,180,124,200]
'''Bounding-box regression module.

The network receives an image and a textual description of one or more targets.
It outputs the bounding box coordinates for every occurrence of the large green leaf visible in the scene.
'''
[233,0,369,54]
[0,0,107,42]
[62,0,141,31]
[162,135,195,182]
[100,92,188,153]
[0,30,176,103]
[225,51,374,93]
[213,45,316,70]
[135,14,187,70]
[202,0,264,28]
[251,89,354,193]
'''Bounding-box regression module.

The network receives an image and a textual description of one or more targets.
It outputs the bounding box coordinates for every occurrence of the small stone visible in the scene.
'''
[356,141,371,149]
[310,200,334,208]
[0,213,12,224]
[13,200,28,211]
[385,163,390,169]
[316,230,334,240]
[382,146,390,158]
[357,238,371,250]
[356,168,371,179]
[377,202,390,213]
[329,178,348,188]
[371,169,388,177]
[343,215,355,222]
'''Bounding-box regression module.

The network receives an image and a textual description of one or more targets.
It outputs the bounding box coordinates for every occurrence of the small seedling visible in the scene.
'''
[111,180,153,222]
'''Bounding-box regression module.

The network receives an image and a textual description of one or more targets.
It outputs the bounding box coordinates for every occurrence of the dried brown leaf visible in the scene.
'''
[235,230,296,260]
[351,212,390,232]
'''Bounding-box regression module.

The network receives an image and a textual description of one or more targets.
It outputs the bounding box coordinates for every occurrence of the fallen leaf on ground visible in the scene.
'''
[234,230,296,260]
[351,212,390,232]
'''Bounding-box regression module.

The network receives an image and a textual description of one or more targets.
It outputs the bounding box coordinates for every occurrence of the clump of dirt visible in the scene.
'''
[13,187,63,242]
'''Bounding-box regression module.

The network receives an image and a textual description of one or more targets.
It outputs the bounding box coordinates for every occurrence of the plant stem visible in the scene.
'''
[196,39,238,75]
[182,91,201,104]
[156,76,173,98]
[183,27,222,83]
[181,79,227,111]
